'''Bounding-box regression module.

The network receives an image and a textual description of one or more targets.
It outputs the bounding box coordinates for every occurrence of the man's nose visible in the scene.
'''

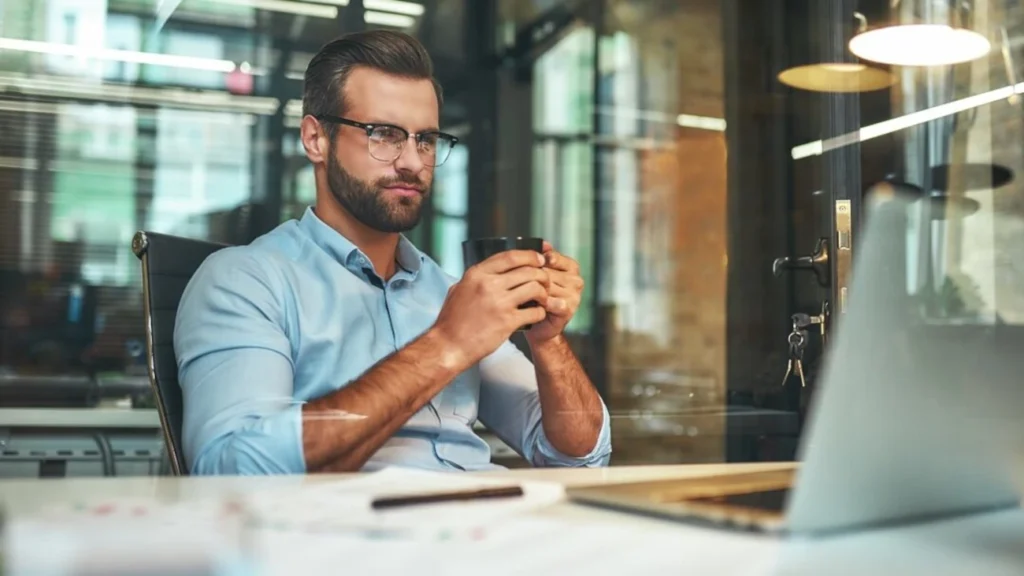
[393,137,425,173]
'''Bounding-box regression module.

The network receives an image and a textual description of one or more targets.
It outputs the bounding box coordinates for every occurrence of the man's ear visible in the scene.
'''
[300,115,328,164]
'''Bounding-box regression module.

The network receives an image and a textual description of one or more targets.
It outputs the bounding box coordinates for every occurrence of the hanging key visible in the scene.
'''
[781,326,809,388]
[792,311,827,347]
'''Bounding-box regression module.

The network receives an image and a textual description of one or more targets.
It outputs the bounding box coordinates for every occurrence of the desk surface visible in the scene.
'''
[3,463,1023,575]
[0,462,791,516]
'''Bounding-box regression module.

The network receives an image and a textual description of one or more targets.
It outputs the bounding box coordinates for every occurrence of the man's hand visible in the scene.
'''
[525,241,583,345]
[432,249,550,366]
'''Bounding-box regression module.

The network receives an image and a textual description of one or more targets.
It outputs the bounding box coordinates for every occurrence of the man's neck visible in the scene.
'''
[314,200,401,280]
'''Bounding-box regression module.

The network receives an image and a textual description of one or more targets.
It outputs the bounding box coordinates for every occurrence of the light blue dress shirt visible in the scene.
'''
[174,207,612,475]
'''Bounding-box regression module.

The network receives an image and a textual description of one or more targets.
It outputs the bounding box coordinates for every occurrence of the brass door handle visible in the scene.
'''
[772,237,831,288]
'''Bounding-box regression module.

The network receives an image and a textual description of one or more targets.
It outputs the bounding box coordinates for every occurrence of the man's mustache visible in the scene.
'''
[376,174,427,192]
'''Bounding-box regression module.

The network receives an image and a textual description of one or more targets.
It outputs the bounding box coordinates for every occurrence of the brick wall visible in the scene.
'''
[603,0,729,464]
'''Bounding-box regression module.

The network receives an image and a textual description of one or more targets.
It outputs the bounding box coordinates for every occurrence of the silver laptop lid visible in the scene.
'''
[787,191,1024,534]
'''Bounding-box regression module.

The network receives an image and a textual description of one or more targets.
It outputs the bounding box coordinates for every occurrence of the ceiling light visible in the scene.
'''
[364,10,415,27]
[284,99,303,117]
[850,24,990,66]
[205,0,338,18]
[0,73,279,115]
[593,106,725,132]
[364,0,424,16]
[791,82,1022,159]
[676,114,726,132]
[0,99,60,115]
[848,5,990,67]
[0,37,238,73]
[207,0,338,18]
[778,63,896,93]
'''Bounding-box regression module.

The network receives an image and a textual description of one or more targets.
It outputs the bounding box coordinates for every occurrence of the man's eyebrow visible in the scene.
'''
[366,119,441,132]
[364,118,399,125]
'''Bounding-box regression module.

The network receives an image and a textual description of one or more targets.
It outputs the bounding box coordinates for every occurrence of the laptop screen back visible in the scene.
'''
[785,192,1024,534]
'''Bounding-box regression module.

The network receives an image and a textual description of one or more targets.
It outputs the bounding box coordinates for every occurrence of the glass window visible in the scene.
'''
[434,143,468,217]
[432,142,469,276]
[5,0,1023,486]
[533,26,595,332]
[0,0,270,478]
[433,216,468,278]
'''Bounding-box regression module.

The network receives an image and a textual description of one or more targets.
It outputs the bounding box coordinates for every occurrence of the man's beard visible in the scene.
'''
[326,149,429,233]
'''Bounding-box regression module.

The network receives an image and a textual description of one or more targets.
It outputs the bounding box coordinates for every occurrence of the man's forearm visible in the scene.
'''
[302,328,468,472]
[528,334,604,457]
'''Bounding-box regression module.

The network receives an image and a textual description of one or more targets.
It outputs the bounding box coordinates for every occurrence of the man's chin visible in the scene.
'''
[378,220,421,233]
[379,210,424,233]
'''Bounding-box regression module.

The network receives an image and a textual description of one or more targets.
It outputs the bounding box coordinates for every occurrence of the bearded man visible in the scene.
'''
[174,30,611,474]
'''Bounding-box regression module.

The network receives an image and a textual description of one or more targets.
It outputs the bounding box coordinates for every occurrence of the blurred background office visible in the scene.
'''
[1,0,1021,477]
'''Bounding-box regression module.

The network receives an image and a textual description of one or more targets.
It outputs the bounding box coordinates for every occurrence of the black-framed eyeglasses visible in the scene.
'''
[317,115,458,168]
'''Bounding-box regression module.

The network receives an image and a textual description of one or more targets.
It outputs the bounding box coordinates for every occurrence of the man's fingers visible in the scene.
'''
[543,250,579,273]
[508,281,549,308]
[497,266,550,290]
[517,305,548,326]
[541,240,555,254]
[546,268,584,291]
[544,284,578,315]
[544,296,569,315]
[477,250,545,274]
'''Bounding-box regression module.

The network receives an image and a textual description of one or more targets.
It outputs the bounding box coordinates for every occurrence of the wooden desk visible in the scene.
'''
[2,463,1022,575]
[0,462,790,516]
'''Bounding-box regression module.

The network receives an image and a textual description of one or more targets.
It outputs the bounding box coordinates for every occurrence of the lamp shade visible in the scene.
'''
[930,163,1013,191]
[777,62,896,92]
[865,175,980,220]
[849,24,990,66]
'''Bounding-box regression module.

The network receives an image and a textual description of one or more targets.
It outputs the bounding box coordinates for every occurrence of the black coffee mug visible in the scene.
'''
[462,236,544,331]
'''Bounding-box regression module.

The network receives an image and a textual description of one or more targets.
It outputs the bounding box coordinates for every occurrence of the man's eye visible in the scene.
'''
[371,127,405,143]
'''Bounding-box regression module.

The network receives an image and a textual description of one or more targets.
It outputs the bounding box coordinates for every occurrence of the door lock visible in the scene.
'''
[772,237,831,288]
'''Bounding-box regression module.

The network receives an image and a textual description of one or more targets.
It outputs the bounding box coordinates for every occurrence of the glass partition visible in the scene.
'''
[1,0,1023,477]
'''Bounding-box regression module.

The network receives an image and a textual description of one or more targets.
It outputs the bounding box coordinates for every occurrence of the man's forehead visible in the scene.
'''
[342,67,438,127]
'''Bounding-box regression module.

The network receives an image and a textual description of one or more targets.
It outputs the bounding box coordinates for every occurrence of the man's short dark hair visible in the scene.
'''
[302,30,443,139]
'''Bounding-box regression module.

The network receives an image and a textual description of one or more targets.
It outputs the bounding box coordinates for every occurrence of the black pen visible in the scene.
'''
[371,486,525,510]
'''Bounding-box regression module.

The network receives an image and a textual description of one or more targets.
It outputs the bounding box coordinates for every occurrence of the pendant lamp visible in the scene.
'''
[777,5,896,93]
[931,163,1013,191]
[849,2,990,67]
[865,175,980,220]
[777,62,896,93]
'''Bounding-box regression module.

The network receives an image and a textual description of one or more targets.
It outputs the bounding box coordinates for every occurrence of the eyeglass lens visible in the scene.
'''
[367,126,454,167]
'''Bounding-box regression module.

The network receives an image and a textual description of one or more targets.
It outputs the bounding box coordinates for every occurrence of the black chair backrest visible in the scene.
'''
[132,231,228,475]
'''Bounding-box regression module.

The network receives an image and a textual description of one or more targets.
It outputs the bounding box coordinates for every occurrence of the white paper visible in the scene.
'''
[5,499,253,576]
[443,518,771,573]
[3,468,784,576]
[240,468,780,575]
[243,467,566,539]
[250,516,782,576]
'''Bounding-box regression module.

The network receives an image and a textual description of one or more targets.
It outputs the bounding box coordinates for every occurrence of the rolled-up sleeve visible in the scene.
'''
[174,249,306,475]
[477,341,611,467]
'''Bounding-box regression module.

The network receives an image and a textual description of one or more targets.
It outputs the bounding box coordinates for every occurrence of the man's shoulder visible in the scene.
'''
[187,222,305,297]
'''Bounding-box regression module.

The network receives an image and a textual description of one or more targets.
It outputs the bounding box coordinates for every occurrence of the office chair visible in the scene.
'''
[132,231,228,475]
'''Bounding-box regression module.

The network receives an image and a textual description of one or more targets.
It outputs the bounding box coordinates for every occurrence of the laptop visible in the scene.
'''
[568,192,1024,535]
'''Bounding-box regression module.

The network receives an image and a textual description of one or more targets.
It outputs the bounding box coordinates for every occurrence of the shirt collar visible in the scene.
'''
[298,207,424,277]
